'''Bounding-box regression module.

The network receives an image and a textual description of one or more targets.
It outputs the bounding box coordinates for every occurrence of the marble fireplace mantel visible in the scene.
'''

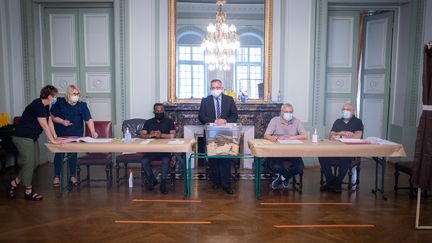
[164,102,282,138]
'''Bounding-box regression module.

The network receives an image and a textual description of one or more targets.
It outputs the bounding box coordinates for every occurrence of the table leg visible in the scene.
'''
[58,153,71,197]
[371,157,387,200]
[187,154,192,199]
[254,157,261,200]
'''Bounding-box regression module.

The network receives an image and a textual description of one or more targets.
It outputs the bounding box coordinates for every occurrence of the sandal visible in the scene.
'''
[69,176,78,187]
[52,177,60,188]
[24,189,43,201]
[7,178,19,199]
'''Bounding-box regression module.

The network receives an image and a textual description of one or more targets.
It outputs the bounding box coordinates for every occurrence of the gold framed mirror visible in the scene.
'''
[168,0,272,103]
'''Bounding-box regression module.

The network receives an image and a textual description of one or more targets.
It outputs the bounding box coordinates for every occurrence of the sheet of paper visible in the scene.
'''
[278,139,304,144]
[140,139,154,145]
[168,140,184,145]
[79,137,112,143]
[365,137,397,145]
[338,138,368,144]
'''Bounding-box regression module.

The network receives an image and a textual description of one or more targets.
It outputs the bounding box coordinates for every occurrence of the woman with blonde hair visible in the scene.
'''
[50,85,98,187]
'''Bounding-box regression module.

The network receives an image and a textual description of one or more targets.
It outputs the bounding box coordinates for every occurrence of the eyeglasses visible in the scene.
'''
[72,92,80,95]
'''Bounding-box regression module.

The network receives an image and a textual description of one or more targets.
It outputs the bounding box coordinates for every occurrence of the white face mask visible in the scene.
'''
[342,110,352,119]
[71,95,79,103]
[211,89,223,97]
[283,112,293,121]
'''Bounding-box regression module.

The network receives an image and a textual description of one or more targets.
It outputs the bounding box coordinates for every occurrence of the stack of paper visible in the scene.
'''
[278,140,304,144]
[365,137,397,145]
[338,138,369,144]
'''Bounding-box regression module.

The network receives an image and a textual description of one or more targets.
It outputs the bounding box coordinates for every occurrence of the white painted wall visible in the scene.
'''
[0,0,25,119]
[128,0,157,119]
[280,0,312,123]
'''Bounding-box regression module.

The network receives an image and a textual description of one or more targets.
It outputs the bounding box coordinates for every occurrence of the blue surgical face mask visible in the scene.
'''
[342,110,352,119]
[50,97,57,106]
[283,112,293,121]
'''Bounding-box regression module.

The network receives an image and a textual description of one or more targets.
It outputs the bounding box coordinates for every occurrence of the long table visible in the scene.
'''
[45,138,195,198]
[248,139,407,200]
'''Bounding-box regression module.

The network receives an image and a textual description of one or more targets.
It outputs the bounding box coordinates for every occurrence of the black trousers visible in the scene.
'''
[208,158,231,189]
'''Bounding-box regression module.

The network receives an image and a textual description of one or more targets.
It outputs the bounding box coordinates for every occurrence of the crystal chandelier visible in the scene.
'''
[201,0,240,71]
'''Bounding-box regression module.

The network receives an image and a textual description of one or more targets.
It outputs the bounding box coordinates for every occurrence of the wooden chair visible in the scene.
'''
[265,158,304,192]
[394,161,415,199]
[0,116,20,173]
[77,121,113,187]
[320,158,361,191]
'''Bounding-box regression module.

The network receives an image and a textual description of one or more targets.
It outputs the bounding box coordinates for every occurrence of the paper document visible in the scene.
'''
[278,139,304,144]
[338,138,369,144]
[140,139,154,145]
[63,137,112,143]
[168,140,184,145]
[365,137,397,145]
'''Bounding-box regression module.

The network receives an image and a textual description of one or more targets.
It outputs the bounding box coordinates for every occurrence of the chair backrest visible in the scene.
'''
[85,121,112,138]
[13,116,20,125]
[121,119,146,138]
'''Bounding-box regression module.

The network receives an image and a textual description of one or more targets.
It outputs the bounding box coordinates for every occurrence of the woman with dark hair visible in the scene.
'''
[50,85,98,187]
[8,85,64,201]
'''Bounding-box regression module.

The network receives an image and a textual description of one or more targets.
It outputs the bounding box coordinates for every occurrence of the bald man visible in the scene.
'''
[319,103,364,193]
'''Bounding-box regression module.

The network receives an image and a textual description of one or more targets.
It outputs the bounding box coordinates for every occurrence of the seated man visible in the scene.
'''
[319,103,364,193]
[264,103,307,189]
[140,103,176,194]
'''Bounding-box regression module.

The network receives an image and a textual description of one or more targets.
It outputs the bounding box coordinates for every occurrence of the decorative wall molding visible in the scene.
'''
[362,98,384,137]
[86,97,112,121]
[326,73,352,93]
[83,13,110,67]
[364,18,388,70]
[312,0,328,130]
[49,14,77,67]
[364,74,385,94]
[85,72,111,93]
[327,16,353,68]
[176,2,264,15]
[52,72,77,93]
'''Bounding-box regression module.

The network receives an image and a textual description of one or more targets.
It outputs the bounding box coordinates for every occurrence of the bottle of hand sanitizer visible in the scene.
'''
[312,128,319,143]
[124,127,131,143]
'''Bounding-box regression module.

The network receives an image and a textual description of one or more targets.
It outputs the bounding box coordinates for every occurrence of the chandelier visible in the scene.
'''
[201,0,240,71]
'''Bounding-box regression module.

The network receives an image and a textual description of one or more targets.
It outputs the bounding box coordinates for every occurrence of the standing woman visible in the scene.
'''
[8,85,64,201]
[50,85,98,187]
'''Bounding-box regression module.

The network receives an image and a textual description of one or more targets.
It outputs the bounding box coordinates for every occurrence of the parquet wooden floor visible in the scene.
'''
[0,159,431,242]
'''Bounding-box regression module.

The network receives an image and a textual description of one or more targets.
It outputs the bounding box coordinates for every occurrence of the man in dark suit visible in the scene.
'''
[199,79,238,194]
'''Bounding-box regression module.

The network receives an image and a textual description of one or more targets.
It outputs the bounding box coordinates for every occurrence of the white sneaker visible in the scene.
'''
[271,174,283,190]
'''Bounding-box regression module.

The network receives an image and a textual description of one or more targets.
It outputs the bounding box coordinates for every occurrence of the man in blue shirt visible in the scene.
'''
[319,103,364,193]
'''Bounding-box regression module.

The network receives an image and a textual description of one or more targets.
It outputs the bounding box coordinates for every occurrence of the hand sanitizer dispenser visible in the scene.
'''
[312,128,319,143]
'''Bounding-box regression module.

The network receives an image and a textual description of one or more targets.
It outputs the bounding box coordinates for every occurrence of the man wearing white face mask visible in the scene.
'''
[319,103,364,193]
[199,79,238,194]
[50,85,98,188]
[264,103,307,189]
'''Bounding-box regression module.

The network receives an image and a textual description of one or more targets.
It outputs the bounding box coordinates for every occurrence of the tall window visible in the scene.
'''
[176,32,206,99]
[234,33,263,99]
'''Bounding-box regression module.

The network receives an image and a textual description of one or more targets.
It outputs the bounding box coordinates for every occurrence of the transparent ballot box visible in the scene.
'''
[204,123,242,156]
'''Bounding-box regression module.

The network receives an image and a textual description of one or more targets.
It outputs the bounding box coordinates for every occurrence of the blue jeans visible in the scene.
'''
[142,153,170,180]
[54,153,77,177]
